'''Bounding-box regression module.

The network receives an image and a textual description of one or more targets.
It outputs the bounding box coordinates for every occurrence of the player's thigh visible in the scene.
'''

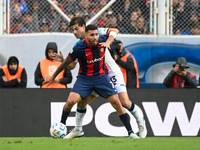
[109,72,127,93]
[94,75,117,98]
[77,94,97,108]
[118,91,132,109]
[71,75,93,99]
[65,92,82,109]
[107,94,125,115]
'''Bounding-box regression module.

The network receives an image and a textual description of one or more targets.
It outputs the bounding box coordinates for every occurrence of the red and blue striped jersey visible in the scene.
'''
[68,35,109,76]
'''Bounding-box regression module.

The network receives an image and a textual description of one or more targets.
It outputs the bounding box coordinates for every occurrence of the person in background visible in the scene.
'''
[163,57,197,88]
[39,20,50,32]
[34,42,72,88]
[135,16,149,34]
[58,20,70,33]
[0,56,27,88]
[110,40,139,88]
[11,18,26,34]
[41,0,62,32]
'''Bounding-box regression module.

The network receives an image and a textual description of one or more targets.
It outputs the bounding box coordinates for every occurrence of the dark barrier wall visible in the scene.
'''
[0,89,199,137]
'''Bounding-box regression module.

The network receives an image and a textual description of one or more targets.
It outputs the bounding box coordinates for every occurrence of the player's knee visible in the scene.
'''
[120,99,130,109]
[64,100,76,110]
[77,100,87,108]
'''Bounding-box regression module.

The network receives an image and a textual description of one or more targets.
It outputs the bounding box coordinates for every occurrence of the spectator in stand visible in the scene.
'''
[94,0,108,13]
[180,22,200,35]
[34,42,72,88]
[10,0,22,21]
[135,16,148,34]
[10,0,29,17]
[117,0,134,28]
[42,0,62,32]
[83,13,91,23]
[96,11,107,27]
[126,10,139,34]
[189,11,199,27]
[65,0,79,13]
[75,0,95,18]
[11,18,26,34]
[189,23,200,35]
[21,11,33,33]
[188,0,199,13]
[106,11,128,34]
[40,20,50,32]
[0,56,27,88]
[21,8,39,33]
[59,20,70,33]
[163,57,197,88]
[173,0,190,33]
[65,10,74,20]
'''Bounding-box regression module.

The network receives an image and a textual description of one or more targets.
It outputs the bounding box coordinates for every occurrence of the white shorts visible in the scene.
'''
[90,72,126,97]
[109,72,127,93]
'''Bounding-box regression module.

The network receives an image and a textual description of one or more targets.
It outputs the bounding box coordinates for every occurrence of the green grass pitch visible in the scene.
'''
[0,137,200,150]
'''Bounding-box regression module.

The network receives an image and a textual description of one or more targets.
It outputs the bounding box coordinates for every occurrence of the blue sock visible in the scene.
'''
[129,102,135,111]
[60,109,70,125]
[77,107,87,113]
[119,113,133,135]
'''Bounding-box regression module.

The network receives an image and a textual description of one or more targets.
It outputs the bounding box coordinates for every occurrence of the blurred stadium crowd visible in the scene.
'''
[7,0,200,35]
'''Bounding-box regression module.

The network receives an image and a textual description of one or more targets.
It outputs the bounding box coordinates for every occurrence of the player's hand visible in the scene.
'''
[53,79,60,83]
[99,42,111,49]
[53,50,64,62]
[43,76,55,87]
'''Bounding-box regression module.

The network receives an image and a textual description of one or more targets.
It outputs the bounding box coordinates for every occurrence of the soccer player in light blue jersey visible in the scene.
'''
[54,17,147,139]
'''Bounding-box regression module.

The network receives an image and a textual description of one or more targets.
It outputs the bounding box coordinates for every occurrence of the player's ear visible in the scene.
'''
[85,33,87,38]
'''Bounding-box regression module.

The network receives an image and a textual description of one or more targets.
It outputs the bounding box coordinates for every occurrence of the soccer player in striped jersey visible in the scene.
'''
[44,24,139,138]
[54,17,147,139]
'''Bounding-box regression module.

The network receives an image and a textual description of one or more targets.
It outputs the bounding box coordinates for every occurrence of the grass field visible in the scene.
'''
[0,137,200,150]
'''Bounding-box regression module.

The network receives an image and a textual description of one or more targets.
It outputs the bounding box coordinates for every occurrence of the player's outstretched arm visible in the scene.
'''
[99,35,115,49]
[43,57,72,86]
[53,50,77,70]
[100,28,119,49]
[107,28,119,35]
[67,62,77,70]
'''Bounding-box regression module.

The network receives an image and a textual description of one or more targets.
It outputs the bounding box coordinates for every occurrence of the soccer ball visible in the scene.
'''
[49,123,67,138]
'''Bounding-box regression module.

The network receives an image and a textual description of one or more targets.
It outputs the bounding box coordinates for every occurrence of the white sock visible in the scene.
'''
[74,111,86,132]
[130,106,143,125]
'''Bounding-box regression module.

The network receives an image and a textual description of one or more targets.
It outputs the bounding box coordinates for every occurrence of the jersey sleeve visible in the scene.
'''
[98,28,109,36]
[73,39,81,47]
[98,35,109,43]
[68,46,78,62]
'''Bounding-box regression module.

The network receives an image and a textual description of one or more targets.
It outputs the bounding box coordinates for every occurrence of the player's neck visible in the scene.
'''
[80,35,86,41]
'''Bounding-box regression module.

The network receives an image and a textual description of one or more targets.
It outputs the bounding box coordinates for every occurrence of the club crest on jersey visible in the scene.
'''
[100,48,104,52]
[70,49,73,53]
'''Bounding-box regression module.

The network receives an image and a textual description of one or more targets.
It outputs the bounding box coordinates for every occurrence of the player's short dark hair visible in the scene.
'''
[69,16,86,27]
[85,24,98,32]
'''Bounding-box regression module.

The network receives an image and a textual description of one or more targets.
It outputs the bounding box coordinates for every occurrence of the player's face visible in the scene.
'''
[9,62,17,70]
[86,30,99,46]
[71,24,85,40]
